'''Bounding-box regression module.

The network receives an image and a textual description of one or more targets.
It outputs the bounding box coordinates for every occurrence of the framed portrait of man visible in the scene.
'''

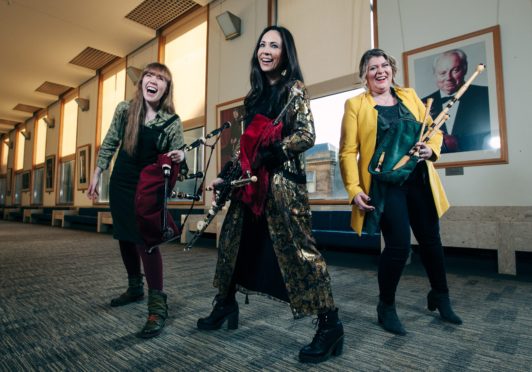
[403,25,507,168]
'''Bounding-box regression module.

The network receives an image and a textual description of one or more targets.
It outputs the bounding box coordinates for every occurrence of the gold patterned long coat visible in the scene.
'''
[213,80,336,319]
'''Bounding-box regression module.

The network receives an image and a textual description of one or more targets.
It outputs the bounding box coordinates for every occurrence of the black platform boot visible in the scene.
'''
[299,308,344,364]
[377,301,407,335]
[427,290,463,324]
[138,289,168,338]
[197,295,239,330]
[110,275,144,307]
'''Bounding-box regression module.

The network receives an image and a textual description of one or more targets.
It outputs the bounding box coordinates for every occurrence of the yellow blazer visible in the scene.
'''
[339,87,450,235]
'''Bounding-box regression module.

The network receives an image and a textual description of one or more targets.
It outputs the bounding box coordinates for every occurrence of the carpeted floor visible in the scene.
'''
[1,221,531,371]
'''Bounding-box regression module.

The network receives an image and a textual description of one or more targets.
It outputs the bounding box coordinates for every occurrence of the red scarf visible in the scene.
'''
[238,114,283,216]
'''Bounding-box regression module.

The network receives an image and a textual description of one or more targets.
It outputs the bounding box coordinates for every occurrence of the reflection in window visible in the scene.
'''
[32,167,44,205]
[306,171,316,193]
[170,126,204,202]
[14,172,22,205]
[307,88,364,200]
[0,177,5,206]
[58,160,74,204]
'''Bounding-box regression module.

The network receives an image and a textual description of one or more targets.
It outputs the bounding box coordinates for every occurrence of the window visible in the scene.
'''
[58,94,79,204]
[306,88,365,201]
[163,9,207,122]
[32,167,44,205]
[13,172,22,205]
[163,8,207,204]
[169,126,204,202]
[15,130,25,171]
[97,61,126,203]
[34,116,47,165]
[306,171,316,193]
[0,177,5,206]
[58,160,74,204]
[1,138,8,174]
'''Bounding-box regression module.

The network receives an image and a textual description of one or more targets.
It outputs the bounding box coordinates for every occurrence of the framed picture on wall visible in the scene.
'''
[6,167,12,196]
[21,170,30,192]
[215,97,245,173]
[45,155,55,192]
[403,25,507,168]
[76,144,90,191]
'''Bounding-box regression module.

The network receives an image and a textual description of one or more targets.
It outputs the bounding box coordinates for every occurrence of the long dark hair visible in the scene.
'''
[123,62,175,156]
[244,26,303,122]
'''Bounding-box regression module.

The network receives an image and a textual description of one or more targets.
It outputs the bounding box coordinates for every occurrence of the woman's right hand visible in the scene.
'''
[353,192,375,212]
[87,168,102,200]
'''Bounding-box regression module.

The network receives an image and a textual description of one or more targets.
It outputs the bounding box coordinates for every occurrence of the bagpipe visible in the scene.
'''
[183,82,305,250]
[369,64,486,185]
[136,123,234,253]
[183,146,256,251]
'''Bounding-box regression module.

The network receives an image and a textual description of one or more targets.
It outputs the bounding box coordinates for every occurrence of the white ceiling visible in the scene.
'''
[0,0,158,134]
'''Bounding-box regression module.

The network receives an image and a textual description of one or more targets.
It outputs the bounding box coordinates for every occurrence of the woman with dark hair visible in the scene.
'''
[88,62,186,338]
[339,48,462,335]
[197,26,344,364]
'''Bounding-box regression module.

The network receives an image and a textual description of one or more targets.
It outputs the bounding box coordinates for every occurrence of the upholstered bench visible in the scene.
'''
[311,210,380,250]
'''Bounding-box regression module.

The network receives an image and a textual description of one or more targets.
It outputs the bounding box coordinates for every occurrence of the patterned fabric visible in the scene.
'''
[97,101,185,171]
[213,80,336,319]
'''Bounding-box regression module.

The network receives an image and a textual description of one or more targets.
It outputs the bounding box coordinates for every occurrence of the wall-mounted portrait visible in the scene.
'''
[76,144,90,191]
[403,25,507,168]
[216,98,245,173]
[45,155,55,192]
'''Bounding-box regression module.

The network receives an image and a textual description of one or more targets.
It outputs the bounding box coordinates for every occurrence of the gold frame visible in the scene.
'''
[403,25,507,168]
[76,144,91,191]
[21,170,31,192]
[45,154,55,192]
[215,97,245,174]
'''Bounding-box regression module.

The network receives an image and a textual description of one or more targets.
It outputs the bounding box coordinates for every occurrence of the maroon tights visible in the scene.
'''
[118,240,163,290]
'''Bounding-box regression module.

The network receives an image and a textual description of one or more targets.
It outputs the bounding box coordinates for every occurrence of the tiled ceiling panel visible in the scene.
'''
[13,104,42,113]
[126,0,198,30]
[69,47,121,71]
[36,81,73,96]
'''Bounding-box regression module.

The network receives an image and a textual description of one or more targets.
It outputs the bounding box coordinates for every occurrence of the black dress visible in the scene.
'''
[231,84,290,303]
[109,125,164,244]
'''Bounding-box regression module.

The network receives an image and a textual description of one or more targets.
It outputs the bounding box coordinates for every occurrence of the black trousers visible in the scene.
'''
[378,163,449,305]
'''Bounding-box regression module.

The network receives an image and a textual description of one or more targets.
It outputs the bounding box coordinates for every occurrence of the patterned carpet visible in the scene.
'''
[1,220,531,371]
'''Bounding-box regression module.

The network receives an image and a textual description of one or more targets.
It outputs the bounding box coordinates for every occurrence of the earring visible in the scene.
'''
[281,69,287,77]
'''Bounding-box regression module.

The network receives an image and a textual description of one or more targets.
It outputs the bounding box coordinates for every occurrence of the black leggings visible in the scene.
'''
[378,165,449,305]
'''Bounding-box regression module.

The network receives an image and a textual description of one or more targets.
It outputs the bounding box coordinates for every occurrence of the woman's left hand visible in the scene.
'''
[166,149,185,163]
[416,142,433,161]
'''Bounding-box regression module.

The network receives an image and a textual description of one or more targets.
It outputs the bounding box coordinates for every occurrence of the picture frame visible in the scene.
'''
[215,97,245,173]
[45,154,55,192]
[6,167,12,196]
[403,25,507,168]
[76,144,90,191]
[21,170,30,192]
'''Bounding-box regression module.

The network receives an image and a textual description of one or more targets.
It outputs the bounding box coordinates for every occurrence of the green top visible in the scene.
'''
[97,101,185,170]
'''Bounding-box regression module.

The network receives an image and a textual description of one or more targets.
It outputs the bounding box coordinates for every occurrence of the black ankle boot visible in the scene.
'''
[110,275,144,307]
[299,308,344,364]
[197,295,239,330]
[427,290,463,324]
[377,301,406,335]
